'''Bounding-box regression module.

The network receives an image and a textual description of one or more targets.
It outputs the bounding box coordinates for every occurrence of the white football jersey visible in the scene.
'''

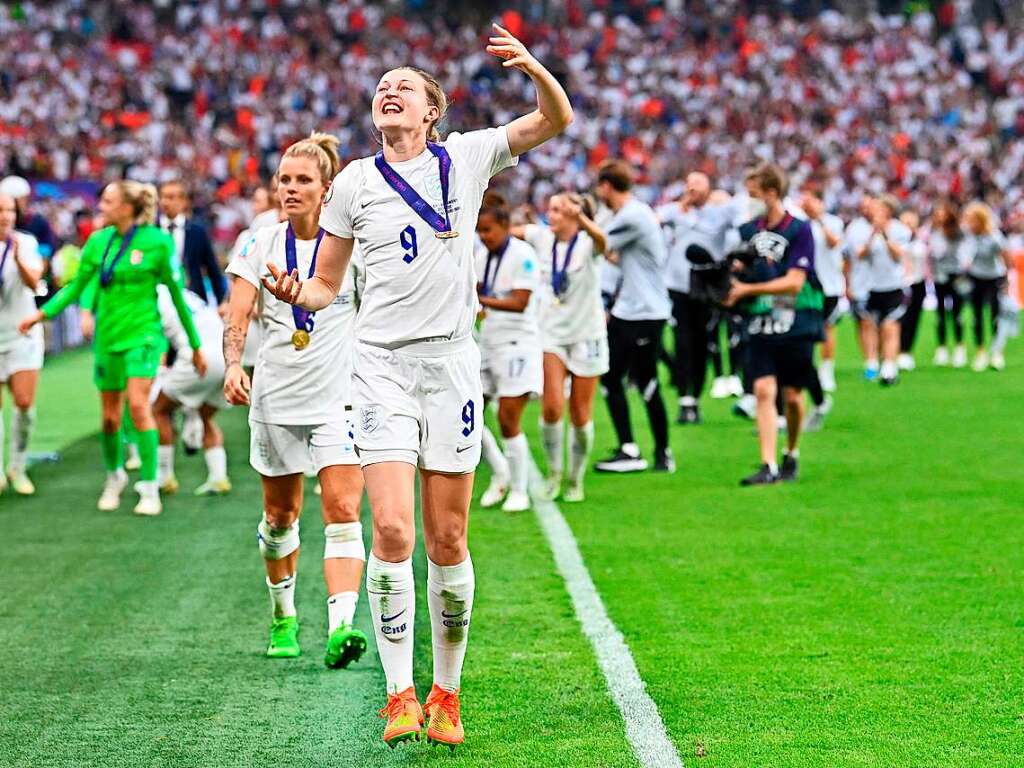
[811,213,846,298]
[227,221,356,425]
[474,236,539,348]
[0,232,43,352]
[319,127,517,348]
[523,224,606,347]
[157,286,224,373]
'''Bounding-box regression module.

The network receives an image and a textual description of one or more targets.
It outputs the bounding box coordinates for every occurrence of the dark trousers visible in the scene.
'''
[900,280,927,353]
[934,278,965,346]
[669,290,713,399]
[970,276,1002,346]
[602,316,669,455]
[709,310,743,379]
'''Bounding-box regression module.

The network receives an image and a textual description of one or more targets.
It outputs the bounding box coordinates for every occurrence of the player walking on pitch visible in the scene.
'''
[261,25,572,750]
[223,135,369,669]
[20,182,206,515]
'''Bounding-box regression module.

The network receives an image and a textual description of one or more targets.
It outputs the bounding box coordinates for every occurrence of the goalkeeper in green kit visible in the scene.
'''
[20,181,207,515]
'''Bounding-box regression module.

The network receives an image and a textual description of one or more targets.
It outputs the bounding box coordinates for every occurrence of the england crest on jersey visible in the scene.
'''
[749,231,789,262]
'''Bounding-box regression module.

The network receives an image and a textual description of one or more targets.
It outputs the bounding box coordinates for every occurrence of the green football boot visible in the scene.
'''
[324,624,368,669]
[267,616,300,658]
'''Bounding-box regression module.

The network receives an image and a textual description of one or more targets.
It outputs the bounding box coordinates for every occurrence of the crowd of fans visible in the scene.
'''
[2,1,1024,249]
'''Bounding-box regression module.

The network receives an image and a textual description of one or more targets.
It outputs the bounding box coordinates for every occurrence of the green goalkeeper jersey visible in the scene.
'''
[42,224,201,353]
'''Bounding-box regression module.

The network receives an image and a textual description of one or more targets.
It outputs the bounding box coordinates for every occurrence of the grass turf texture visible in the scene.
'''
[2,311,1022,766]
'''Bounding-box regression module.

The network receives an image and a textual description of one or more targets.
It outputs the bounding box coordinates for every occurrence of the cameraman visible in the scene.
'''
[724,164,823,486]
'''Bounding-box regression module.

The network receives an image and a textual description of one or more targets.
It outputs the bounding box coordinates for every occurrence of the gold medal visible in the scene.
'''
[291,330,311,350]
[435,230,459,240]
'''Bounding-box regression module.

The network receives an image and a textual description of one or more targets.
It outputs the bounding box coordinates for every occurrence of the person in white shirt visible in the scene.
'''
[799,188,845,395]
[0,194,44,496]
[928,201,969,368]
[844,195,877,377]
[855,195,911,386]
[260,26,572,749]
[222,134,370,674]
[474,194,541,513]
[152,286,231,497]
[962,201,1013,370]
[515,192,608,504]
[898,209,928,371]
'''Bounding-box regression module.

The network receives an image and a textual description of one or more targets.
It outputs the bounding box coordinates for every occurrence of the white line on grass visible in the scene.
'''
[527,460,684,768]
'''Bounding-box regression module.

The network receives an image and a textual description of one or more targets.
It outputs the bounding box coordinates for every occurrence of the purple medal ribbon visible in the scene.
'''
[285,223,325,333]
[374,142,455,236]
[481,238,511,297]
[99,226,137,288]
[551,232,578,298]
[0,238,11,290]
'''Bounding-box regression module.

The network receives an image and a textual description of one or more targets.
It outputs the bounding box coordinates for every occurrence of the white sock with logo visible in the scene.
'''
[504,432,529,495]
[204,446,227,482]
[10,407,35,472]
[568,421,595,487]
[157,445,174,483]
[267,573,297,618]
[541,420,564,476]
[427,554,475,693]
[327,591,359,633]
[480,425,510,484]
[367,554,415,694]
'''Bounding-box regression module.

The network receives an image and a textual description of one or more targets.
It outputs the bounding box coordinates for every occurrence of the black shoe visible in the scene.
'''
[676,404,702,425]
[780,453,799,482]
[740,464,779,486]
[653,448,676,473]
[880,375,899,387]
[594,448,648,473]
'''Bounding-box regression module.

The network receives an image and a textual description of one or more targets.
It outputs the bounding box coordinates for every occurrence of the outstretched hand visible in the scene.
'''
[18,310,43,336]
[262,262,303,305]
[486,23,538,74]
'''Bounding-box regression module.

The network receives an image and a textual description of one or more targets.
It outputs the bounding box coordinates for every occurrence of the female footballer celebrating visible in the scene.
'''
[262,24,572,750]
[223,134,369,669]
[20,182,206,515]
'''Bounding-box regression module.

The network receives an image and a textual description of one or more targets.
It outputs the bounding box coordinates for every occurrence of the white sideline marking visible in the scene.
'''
[527,460,684,768]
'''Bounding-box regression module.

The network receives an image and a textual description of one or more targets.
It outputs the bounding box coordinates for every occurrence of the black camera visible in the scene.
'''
[687,242,774,306]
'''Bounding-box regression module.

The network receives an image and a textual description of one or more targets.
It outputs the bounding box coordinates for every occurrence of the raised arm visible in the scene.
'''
[488,24,573,157]
[263,232,353,311]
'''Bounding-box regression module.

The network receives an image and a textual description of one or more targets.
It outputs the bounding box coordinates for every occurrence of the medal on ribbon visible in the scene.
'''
[284,223,325,350]
[481,239,511,297]
[375,142,458,239]
[99,226,137,288]
[0,238,11,290]
[551,233,578,306]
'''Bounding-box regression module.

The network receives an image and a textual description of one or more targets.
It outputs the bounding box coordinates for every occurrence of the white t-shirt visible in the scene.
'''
[158,287,224,372]
[523,224,605,347]
[865,220,912,293]
[904,237,928,285]
[844,217,874,300]
[657,200,744,294]
[0,232,43,352]
[810,213,846,298]
[319,127,517,348]
[227,221,356,425]
[964,231,1008,280]
[475,236,539,348]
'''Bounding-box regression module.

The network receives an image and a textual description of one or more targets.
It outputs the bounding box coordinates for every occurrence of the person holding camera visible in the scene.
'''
[724,164,823,486]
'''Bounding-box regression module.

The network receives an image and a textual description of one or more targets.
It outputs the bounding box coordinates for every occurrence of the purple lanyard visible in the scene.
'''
[551,232,578,297]
[374,142,454,235]
[284,223,324,332]
[100,226,137,288]
[481,238,511,297]
[0,238,11,290]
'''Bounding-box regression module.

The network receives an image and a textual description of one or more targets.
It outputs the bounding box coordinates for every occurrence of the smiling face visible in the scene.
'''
[373,68,439,141]
[0,194,15,238]
[476,210,510,253]
[276,155,328,221]
[547,194,569,232]
[99,184,133,229]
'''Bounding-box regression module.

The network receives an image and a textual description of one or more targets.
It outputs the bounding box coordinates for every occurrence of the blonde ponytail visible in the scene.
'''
[282,132,342,184]
[113,181,158,225]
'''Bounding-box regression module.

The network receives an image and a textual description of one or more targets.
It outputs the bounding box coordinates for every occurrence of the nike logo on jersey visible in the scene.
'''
[455,445,474,454]
[381,609,406,623]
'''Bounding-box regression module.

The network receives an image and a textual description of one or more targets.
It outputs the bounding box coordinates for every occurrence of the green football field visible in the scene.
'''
[2,315,1022,767]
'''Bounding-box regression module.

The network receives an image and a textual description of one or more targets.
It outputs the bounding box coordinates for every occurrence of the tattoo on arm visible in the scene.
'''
[223,322,246,369]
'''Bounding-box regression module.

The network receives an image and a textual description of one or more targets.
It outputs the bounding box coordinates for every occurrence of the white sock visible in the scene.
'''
[327,591,358,633]
[9,407,34,472]
[136,480,158,499]
[679,395,696,407]
[427,555,475,693]
[480,425,510,484]
[767,462,779,475]
[820,359,834,379]
[865,357,879,370]
[880,360,898,379]
[366,554,415,694]
[504,432,529,495]
[204,445,227,482]
[568,421,594,487]
[540,420,564,476]
[157,445,174,482]
[267,573,297,618]
[786,448,800,459]
[108,467,128,483]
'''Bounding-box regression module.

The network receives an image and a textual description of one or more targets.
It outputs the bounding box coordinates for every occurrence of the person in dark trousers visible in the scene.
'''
[928,201,967,367]
[157,180,227,307]
[898,209,927,370]
[593,159,674,474]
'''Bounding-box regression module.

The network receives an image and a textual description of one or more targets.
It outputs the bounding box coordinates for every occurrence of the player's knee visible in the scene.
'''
[257,514,300,560]
[101,413,121,434]
[322,494,361,525]
[753,378,775,401]
[324,521,365,562]
[13,394,32,411]
[128,401,151,427]
[372,514,414,557]
[426,521,468,564]
[784,387,802,407]
[568,401,591,427]
[541,401,562,424]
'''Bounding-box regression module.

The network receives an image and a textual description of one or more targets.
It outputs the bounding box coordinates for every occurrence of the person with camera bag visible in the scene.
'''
[724,164,823,486]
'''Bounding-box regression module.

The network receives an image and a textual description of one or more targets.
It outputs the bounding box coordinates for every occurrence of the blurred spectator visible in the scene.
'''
[157,180,226,305]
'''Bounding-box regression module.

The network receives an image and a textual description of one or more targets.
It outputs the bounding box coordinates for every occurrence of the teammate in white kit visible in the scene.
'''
[152,286,232,496]
[515,192,608,503]
[261,25,572,750]
[474,194,542,513]
[222,134,369,671]
[0,194,44,496]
